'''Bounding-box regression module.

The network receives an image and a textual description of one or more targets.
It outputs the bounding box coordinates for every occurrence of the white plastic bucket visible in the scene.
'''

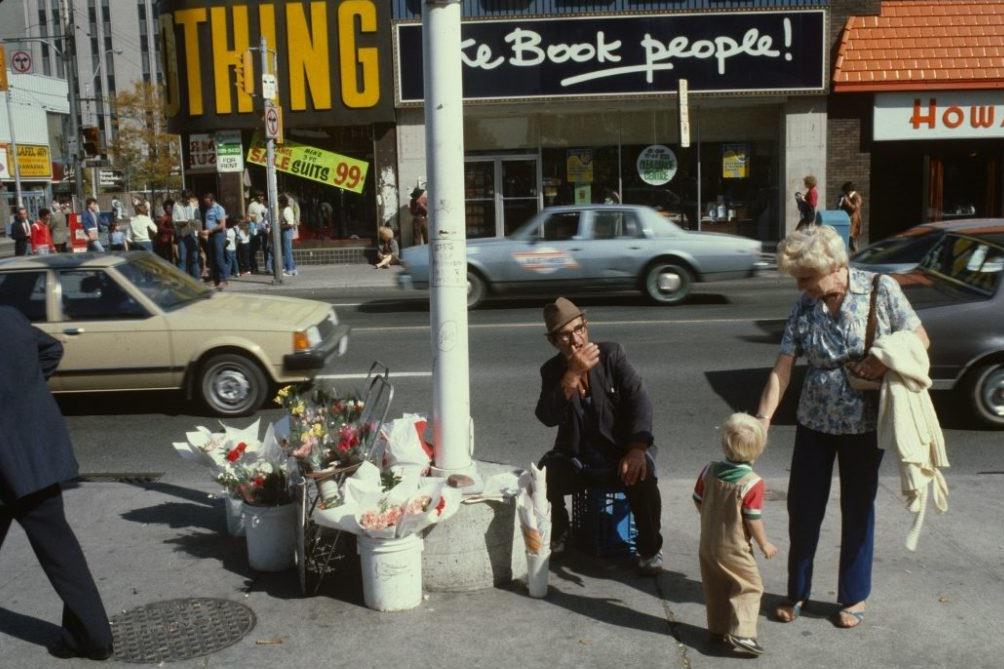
[357,534,424,611]
[243,503,297,572]
[526,551,550,598]
[224,496,245,537]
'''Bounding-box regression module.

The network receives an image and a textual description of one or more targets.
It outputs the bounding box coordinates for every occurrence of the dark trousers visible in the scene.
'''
[539,450,663,559]
[248,233,261,273]
[238,244,251,274]
[787,424,884,606]
[0,485,113,653]
[14,238,28,256]
[209,231,228,285]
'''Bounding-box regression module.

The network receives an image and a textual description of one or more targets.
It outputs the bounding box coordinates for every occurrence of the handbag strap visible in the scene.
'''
[864,274,882,351]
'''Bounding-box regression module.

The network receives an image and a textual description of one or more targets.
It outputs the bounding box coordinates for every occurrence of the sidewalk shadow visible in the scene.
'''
[542,550,769,658]
[0,607,61,648]
[539,550,705,637]
[704,367,804,426]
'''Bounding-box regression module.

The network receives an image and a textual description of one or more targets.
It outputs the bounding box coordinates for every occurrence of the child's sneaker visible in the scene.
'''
[726,635,764,656]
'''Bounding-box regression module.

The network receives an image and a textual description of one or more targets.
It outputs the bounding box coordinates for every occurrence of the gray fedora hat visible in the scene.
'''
[543,297,584,335]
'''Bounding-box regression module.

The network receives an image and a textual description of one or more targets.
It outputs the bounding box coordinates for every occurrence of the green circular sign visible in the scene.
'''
[637,145,678,186]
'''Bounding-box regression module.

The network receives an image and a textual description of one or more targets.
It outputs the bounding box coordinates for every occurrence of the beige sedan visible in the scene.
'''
[0,252,349,416]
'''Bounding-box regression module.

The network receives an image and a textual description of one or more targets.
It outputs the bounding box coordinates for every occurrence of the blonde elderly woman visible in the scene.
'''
[756,225,928,630]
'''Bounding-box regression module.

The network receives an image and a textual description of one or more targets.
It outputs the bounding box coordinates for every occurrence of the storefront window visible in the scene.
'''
[462,106,779,240]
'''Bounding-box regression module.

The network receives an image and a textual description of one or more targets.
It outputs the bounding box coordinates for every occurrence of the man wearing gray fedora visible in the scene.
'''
[535,297,664,574]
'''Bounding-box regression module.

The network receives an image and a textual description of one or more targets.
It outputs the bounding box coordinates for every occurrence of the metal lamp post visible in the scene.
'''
[422,0,477,484]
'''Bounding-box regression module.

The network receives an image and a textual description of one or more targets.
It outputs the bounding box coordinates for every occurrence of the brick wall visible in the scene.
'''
[827,94,873,241]
[827,0,883,244]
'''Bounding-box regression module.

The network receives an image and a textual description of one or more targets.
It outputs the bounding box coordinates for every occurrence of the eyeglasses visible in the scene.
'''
[550,321,588,345]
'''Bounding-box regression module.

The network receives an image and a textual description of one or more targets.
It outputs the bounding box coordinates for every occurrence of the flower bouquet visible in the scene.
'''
[274,383,374,507]
[173,419,266,535]
[311,461,460,540]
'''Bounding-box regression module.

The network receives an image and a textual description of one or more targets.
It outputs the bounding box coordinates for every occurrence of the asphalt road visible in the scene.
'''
[59,276,1003,483]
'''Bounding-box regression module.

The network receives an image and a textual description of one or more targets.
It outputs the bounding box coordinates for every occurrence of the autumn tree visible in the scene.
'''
[108,81,181,199]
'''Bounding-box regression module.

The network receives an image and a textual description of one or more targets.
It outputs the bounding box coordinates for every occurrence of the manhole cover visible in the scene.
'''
[110,598,256,664]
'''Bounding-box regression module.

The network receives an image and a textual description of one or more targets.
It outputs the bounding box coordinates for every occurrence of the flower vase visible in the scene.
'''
[315,478,340,507]
[224,496,245,537]
[243,503,297,572]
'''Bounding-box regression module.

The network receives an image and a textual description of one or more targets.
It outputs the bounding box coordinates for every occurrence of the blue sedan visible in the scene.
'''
[398,205,764,308]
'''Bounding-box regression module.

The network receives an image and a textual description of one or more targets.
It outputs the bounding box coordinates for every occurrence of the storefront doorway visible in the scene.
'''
[464,155,540,238]
[927,150,1001,222]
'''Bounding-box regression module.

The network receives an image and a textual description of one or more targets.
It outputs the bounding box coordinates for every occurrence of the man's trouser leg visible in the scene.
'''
[537,451,586,539]
[1,485,113,653]
[623,458,663,559]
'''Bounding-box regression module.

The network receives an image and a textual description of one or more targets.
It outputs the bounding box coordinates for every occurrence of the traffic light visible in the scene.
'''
[81,126,103,157]
[235,49,255,96]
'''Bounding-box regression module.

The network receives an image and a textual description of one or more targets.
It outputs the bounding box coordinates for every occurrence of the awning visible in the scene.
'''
[833,0,1004,92]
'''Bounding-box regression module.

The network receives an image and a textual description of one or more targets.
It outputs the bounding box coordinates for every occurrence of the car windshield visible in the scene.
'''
[852,233,941,265]
[115,255,213,310]
[918,234,1004,296]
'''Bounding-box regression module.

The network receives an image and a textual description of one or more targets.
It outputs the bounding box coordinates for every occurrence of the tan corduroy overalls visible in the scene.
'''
[698,468,764,638]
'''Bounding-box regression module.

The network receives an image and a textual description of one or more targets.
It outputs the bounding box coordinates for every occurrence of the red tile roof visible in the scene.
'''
[833,0,1004,92]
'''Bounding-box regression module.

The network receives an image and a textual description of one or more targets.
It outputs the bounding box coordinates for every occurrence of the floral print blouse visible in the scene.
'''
[780,268,922,435]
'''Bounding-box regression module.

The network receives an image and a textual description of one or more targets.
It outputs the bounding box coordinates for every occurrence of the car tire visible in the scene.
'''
[467,270,486,309]
[198,353,269,417]
[643,262,692,305]
[966,362,1004,428]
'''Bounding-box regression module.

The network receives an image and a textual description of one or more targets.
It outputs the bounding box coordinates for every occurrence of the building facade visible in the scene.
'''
[1,71,71,218]
[832,0,1004,242]
[393,0,834,246]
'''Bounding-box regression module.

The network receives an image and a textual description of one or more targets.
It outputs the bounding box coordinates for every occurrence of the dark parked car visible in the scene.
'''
[894,225,1004,427]
[851,219,1003,274]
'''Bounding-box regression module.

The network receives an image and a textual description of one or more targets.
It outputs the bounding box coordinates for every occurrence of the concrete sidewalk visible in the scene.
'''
[1,471,999,668]
[223,264,406,293]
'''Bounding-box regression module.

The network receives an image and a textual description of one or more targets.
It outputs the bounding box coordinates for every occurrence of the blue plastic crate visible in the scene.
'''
[571,487,637,557]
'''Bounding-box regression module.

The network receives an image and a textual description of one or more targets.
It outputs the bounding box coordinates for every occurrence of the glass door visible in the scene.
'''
[500,157,539,236]
[464,159,496,238]
[465,155,541,238]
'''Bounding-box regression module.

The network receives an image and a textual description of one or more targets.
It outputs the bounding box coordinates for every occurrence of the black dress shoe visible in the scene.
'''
[47,641,114,661]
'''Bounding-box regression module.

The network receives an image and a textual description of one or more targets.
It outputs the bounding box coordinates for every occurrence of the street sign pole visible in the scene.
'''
[261,36,283,284]
[61,0,85,208]
[2,45,25,207]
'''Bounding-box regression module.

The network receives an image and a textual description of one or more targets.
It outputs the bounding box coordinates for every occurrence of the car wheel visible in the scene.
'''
[643,262,692,305]
[467,270,486,309]
[967,362,1004,427]
[199,353,269,417]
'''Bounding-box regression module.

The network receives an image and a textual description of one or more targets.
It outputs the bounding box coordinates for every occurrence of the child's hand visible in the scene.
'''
[760,542,778,559]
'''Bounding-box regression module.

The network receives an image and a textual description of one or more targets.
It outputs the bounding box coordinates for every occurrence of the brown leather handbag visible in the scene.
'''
[845,274,883,391]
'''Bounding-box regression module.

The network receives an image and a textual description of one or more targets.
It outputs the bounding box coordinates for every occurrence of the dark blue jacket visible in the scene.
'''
[535,341,655,460]
[0,307,79,503]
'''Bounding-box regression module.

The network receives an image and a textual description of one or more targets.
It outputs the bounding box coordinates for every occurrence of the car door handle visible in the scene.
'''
[629,246,642,250]
[569,247,581,252]
[63,327,86,335]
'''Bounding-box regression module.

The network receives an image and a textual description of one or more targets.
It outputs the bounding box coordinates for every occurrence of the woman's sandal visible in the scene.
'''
[774,600,803,623]
[834,608,865,629]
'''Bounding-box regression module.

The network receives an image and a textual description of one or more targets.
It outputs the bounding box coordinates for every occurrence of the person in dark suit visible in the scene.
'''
[10,206,32,256]
[0,307,114,661]
[535,298,664,575]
